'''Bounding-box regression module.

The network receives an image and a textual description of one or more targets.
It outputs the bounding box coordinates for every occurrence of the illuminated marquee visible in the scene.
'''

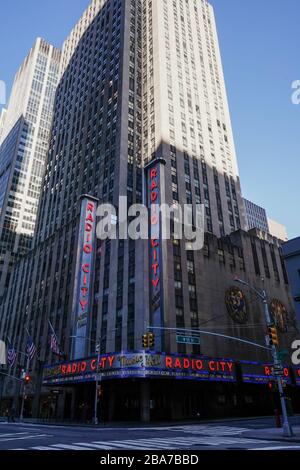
[240,361,291,385]
[43,352,236,385]
[71,196,97,359]
[294,367,300,386]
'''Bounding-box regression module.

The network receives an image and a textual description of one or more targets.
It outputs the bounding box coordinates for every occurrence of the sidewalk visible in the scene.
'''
[243,426,300,443]
[0,414,283,428]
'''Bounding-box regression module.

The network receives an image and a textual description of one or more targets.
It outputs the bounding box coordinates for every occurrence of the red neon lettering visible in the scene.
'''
[86,213,94,223]
[87,202,94,212]
[85,222,93,232]
[183,358,190,369]
[283,368,289,377]
[165,356,172,368]
[108,356,115,367]
[79,299,88,311]
[82,264,90,273]
[151,239,159,247]
[151,214,159,225]
[152,278,159,288]
[150,180,158,190]
[150,191,158,203]
[209,361,215,371]
[264,366,272,376]
[83,244,92,254]
[227,362,233,372]
[174,358,181,368]
[196,360,203,370]
[152,263,159,275]
[150,168,157,179]
[81,287,89,296]
[90,359,97,370]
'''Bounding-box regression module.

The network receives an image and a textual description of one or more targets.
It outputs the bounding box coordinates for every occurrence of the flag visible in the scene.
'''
[48,320,64,358]
[50,333,61,356]
[7,344,16,367]
[26,336,36,360]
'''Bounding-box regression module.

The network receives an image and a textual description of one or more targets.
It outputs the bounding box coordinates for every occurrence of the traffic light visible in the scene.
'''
[142,334,149,348]
[268,325,279,347]
[268,381,278,392]
[24,374,31,384]
[268,381,273,391]
[148,333,155,349]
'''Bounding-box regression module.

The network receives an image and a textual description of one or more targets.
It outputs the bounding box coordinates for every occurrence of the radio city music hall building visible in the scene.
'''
[0,0,299,422]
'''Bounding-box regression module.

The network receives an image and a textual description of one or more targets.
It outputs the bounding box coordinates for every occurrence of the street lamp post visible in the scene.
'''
[235,277,294,437]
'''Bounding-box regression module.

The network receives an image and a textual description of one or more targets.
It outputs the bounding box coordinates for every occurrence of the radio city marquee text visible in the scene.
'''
[47,355,235,378]
[149,166,161,292]
[78,201,95,322]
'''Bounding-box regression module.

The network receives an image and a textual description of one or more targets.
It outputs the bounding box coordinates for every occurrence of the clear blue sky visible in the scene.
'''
[0,0,299,238]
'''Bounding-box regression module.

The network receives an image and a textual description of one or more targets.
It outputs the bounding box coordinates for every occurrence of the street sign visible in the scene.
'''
[176,335,200,345]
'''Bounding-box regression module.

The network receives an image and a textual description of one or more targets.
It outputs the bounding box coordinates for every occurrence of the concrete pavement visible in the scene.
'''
[0,416,299,450]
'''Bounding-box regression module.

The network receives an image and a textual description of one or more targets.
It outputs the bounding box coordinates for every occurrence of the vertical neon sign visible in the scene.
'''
[146,159,166,351]
[72,196,97,359]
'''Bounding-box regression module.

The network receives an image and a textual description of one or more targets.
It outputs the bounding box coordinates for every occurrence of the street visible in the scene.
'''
[0,417,299,451]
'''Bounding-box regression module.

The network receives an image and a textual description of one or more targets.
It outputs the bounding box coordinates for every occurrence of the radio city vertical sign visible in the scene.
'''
[71,196,98,359]
[145,158,166,351]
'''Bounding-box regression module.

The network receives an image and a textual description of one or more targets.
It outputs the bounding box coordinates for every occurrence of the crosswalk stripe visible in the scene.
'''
[251,446,300,451]
[131,438,198,447]
[31,446,62,451]
[95,442,144,449]
[75,443,120,450]
[92,438,180,449]
[0,434,48,443]
[50,444,94,450]
[0,433,30,438]
[107,440,179,449]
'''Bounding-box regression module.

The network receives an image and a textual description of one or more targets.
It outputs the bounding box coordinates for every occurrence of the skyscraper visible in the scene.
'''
[243,198,288,241]
[0,108,7,142]
[0,1,298,422]
[0,38,61,297]
[243,198,269,233]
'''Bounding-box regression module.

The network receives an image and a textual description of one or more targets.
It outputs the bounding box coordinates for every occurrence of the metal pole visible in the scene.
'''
[262,293,293,437]
[94,341,101,425]
[235,278,294,437]
[20,355,29,421]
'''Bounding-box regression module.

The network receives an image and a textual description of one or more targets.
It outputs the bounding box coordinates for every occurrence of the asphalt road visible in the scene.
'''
[0,416,299,451]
